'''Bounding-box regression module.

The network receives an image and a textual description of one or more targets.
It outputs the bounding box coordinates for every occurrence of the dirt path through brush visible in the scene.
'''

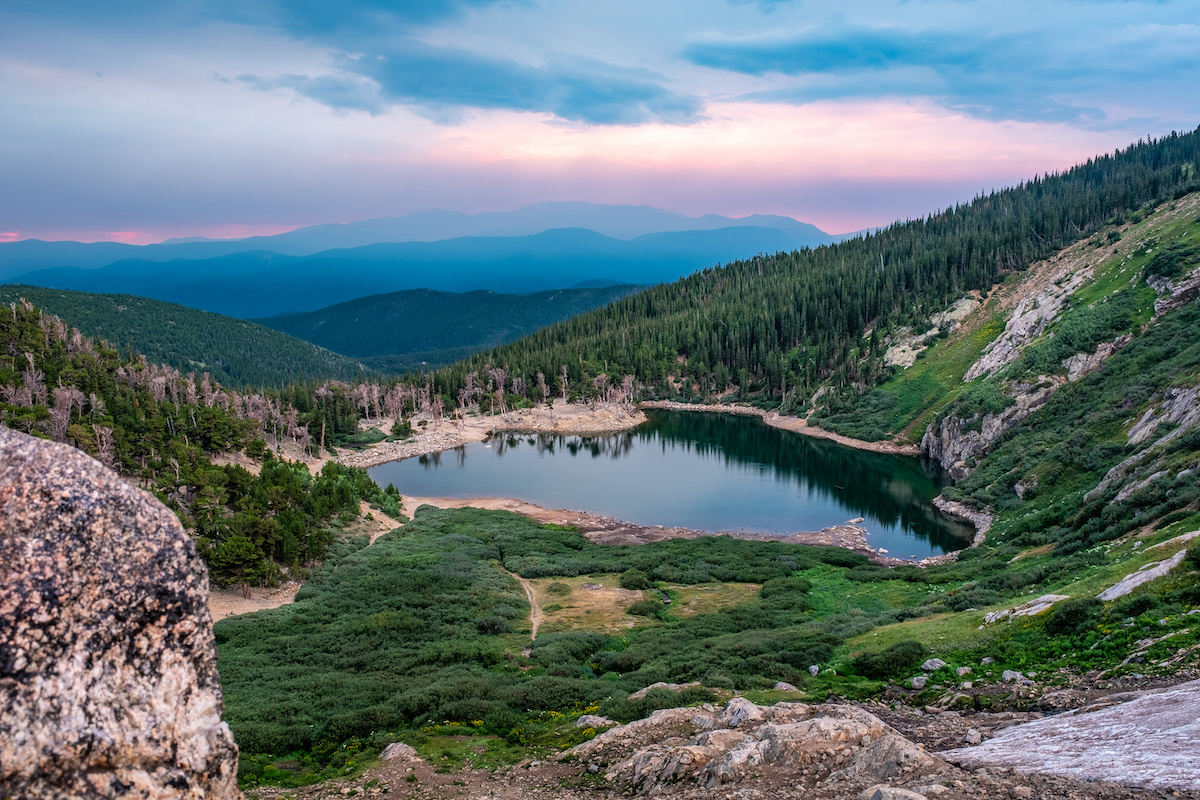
[510,571,542,643]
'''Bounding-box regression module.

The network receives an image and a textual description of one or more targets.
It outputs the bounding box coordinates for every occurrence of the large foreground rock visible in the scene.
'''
[565,698,949,795]
[0,427,240,798]
[944,678,1200,790]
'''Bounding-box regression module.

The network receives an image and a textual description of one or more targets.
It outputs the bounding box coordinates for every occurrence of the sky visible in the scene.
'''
[2,0,1198,244]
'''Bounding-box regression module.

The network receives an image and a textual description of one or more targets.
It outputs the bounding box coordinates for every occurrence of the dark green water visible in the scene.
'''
[369,410,972,557]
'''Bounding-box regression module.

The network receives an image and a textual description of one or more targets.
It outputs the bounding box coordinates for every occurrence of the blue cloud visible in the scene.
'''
[242,40,702,125]
[238,73,386,114]
[222,1,701,124]
[683,23,1200,125]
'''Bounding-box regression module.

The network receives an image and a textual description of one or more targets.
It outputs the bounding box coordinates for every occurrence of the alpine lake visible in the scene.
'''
[369,409,973,558]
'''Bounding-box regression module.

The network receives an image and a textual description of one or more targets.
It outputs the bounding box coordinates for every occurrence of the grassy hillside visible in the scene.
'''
[253,285,644,372]
[0,285,367,387]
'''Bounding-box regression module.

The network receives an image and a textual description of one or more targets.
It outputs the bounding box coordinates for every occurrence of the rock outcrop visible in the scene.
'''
[921,381,1059,480]
[944,679,1200,790]
[0,427,240,798]
[1096,550,1189,601]
[565,699,949,796]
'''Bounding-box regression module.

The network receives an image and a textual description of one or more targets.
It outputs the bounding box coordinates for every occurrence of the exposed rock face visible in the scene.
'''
[1151,264,1200,316]
[944,679,1200,790]
[921,381,1059,480]
[963,270,1089,382]
[1062,334,1132,382]
[1096,550,1189,601]
[566,700,947,796]
[982,594,1071,625]
[1086,382,1200,503]
[0,427,240,798]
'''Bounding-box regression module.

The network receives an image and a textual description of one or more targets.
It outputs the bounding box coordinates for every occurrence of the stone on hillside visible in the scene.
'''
[718,697,767,728]
[0,427,240,799]
[774,681,799,692]
[921,659,947,672]
[380,742,420,761]
[910,677,928,690]
[956,667,972,677]
[576,714,618,728]
[861,784,929,800]
[1097,550,1189,601]
[1002,670,1024,682]
[981,657,996,665]
[628,681,701,700]
[963,729,983,746]
[810,664,821,676]
[983,594,1070,625]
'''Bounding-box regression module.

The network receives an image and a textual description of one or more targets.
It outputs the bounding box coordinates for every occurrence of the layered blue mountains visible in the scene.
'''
[1,203,835,318]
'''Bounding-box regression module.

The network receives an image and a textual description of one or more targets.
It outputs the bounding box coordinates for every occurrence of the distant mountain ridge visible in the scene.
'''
[0,202,835,279]
[9,226,804,318]
[253,284,644,372]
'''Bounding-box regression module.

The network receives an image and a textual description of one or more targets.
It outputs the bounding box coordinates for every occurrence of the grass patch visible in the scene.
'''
[667,582,761,617]
[530,574,653,635]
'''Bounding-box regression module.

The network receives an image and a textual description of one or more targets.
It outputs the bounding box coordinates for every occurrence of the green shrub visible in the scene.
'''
[626,599,663,617]
[1186,542,1200,570]
[851,640,926,679]
[1045,597,1100,636]
[546,582,572,596]
[619,569,653,590]
[759,576,813,597]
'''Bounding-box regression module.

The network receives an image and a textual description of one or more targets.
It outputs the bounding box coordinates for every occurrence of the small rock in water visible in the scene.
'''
[921,658,948,672]
[963,728,982,745]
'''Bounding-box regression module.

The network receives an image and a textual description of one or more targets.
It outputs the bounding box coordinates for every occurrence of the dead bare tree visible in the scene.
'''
[94,425,116,469]
[559,365,569,403]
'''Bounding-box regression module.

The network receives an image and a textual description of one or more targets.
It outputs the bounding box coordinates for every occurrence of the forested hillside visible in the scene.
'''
[254,285,643,372]
[429,130,1200,408]
[0,298,402,586]
[0,285,366,387]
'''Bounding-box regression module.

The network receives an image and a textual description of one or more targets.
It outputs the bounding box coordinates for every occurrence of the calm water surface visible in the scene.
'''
[368,410,972,557]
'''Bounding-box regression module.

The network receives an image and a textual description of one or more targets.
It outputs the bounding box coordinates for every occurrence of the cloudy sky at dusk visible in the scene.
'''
[2,0,1198,244]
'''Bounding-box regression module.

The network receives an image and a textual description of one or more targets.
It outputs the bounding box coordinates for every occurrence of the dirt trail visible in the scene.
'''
[510,571,542,643]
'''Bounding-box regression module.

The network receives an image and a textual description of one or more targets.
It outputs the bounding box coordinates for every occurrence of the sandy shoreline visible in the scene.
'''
[335,403,646,470]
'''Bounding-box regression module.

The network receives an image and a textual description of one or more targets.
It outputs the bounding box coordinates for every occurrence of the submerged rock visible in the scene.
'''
[0,427,240,798]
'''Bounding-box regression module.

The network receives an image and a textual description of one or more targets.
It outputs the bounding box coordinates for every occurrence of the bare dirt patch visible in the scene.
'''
[667,582,760,617]
[207,581,301,621]
[529,575,650,636]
